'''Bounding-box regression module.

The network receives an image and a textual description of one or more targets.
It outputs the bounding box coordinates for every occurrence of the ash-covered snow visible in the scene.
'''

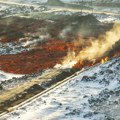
[0,41,28,55]
[1,56,120,120]
[0,70,44,91]
[0,2,49,18]
[0,0,119,23]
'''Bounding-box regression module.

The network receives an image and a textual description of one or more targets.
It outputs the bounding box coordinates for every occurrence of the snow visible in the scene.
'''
[0,0,119,23]
[0,0,120,119]
[2,0,120,4]
[98,16,119,22]
[1,56,120,120]
[0,4,9,11]
[0,42,28,55]
[0,70,23,81]
[96,0,120,4]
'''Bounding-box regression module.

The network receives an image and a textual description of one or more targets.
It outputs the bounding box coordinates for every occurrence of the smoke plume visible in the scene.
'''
[59,26,72,40]
[62,22,120,67]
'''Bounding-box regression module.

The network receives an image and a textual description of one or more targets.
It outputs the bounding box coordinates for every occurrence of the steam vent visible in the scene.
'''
[0,0,120,120]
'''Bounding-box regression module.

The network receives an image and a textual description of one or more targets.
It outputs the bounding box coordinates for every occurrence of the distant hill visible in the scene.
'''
[44,0,65,6]
[94,0,120,7]
[42,0,91,9]
[96,0,120,4]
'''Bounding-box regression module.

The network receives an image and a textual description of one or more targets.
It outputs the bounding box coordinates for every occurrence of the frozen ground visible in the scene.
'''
[0,0,120,22]
[0,41,28,55]
[1,56,120,120]
[0,70,23,81]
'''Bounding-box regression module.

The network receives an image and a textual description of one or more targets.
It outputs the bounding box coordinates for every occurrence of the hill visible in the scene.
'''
[94,0,120,7]
[44,0,64,6]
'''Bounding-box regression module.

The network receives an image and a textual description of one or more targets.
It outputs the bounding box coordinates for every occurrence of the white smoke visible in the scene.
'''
[62,21,120,67]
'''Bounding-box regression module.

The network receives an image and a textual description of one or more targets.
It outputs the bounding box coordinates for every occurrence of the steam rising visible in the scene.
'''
[23,34,50,48]
[59,26,72,39]
[62,22,120,67]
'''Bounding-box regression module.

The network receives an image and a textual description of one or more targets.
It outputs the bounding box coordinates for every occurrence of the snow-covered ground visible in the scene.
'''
[0,41,28,55]
[2,0,120,4]
[0,0,119,22]
[0,70,23,81]
[94,13,120,23]
[0,0,75,4]
[0,2,49,18]
[1,56,120,120]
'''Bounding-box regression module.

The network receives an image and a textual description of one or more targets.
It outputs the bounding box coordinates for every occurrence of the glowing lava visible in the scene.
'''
[101,57,109,64]
[61,22,120,69]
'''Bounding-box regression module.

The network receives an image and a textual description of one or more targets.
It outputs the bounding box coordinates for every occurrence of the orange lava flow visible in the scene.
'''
[0,37,120,74]
[101,57,109,64]
[0,39,74,74]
